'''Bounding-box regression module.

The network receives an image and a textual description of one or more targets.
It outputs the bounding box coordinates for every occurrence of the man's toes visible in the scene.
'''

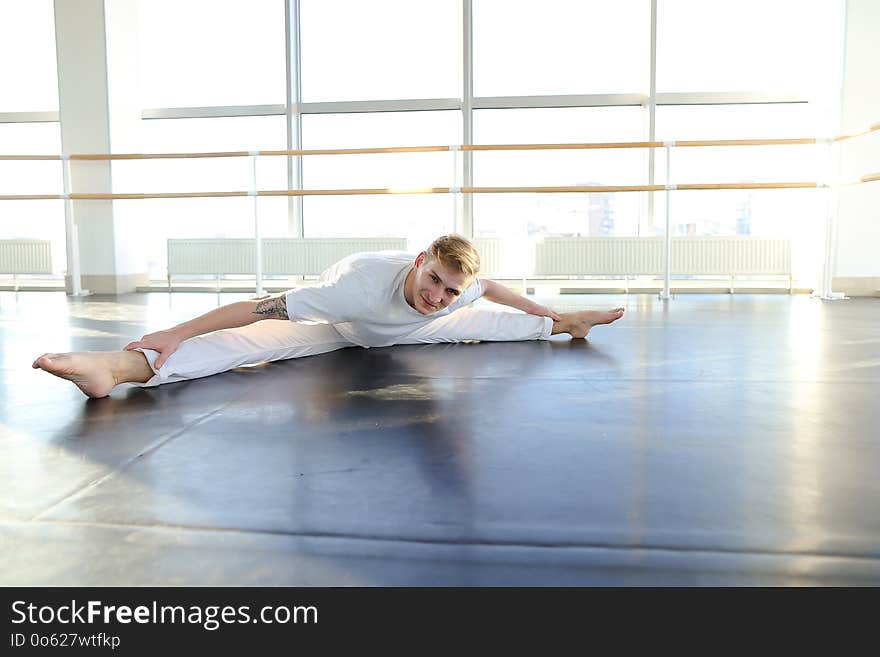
[35,353,67,372]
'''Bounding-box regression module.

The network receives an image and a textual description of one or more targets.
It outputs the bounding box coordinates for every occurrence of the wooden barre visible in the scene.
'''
[71,152,252,160]
[72,191,250,199]
[675,182,818,190]
[260,146,452,156]
[58,189,448,199]
[0,138,834,162]
[2,122,879,162]
[464,139,818,151]
[674,138,817,147]
[67,146,454,160]
[74,183,819,197]
[463,142,663,151]
[260,187,451,196]
[0,194,65,200]
[462,185,665,193]
[835,123,880,142]
[6,179,876,201]
[463,183,819,192]
[1,193,250,200]
[0,183,825,201]
[0,155,62,161]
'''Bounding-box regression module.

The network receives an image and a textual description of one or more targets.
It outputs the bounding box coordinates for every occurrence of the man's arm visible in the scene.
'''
[172,294,288,341]
[479,279,561,321]
[123,293,289,368]
[126,265,360,369]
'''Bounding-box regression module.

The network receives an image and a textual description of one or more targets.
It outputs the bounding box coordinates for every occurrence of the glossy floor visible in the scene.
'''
[1,291,878,585]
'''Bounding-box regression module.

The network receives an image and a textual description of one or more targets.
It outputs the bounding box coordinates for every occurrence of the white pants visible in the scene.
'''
[137,308,553,387]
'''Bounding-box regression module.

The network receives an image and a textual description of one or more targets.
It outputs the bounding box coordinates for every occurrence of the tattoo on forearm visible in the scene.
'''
[253,296,288,319]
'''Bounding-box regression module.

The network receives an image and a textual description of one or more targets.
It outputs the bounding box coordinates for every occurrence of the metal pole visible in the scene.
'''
[462,0,474,239]
[645,0,658,239]
[286,0,304,240]
[659,144,673,300]
[251,154,263,296]
[451,145,460,233]
[61,155,86,296]
[817,147,845,300]
[820,145,835,299]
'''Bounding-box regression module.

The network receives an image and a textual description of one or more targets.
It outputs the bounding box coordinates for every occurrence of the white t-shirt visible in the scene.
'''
[283,251,483,347]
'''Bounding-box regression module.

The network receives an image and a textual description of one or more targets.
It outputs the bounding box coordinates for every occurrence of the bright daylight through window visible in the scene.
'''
[0,0,846,290]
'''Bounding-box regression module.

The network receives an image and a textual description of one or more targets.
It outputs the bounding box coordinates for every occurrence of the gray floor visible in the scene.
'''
[1,291,879,586]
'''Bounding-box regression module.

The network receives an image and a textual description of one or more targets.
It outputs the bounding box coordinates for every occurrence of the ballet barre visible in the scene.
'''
[0,123,877,300]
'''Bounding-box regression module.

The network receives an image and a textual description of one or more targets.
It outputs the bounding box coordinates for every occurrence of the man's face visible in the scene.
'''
[409,252,474,315]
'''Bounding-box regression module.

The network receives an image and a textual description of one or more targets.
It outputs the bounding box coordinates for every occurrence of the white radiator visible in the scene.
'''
[536,237,663,275]
[535,237,791,276]
[167,239,256,275]
[671,237,791,275]
[262,238,406,275]
[0,239,53,274]
[473,238,504,276]
[167,237,407,277]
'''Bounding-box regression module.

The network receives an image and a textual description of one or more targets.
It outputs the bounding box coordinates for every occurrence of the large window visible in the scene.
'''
[474,0,648,96]
[473,107,644,240]
[112,116,288,279]
[0,1,63,278]
[0,0,58,112]
[138,0,286,107]
[1,0,848,288]
[301,0,461,102]
[301,111,460,248]
[656,0,842,98]
[653,104,826,282]
[0,123,65,275]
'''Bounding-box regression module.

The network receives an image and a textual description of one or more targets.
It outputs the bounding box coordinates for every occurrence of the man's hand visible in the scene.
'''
[526,302,562,322]
[123,329,183,369]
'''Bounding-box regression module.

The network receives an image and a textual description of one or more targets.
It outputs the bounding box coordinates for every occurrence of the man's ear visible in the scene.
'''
[414,252,426,267]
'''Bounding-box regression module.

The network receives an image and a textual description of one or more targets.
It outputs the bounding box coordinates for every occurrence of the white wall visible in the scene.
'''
[835,0,880,278]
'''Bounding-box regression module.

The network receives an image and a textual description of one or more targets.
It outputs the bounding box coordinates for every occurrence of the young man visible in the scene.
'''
[33,234,625,398]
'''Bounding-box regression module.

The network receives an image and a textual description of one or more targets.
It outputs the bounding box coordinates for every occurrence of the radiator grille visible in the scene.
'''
[473,238,503,276]
[167,239,256,275]
[535,237,791,276]
[262,238,406,275]
[0,239,53,274]
[167,238,407,277]
[167,236,791,279]
[672,237,791,275]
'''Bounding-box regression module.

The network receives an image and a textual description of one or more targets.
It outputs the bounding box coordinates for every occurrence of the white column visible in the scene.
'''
[833,0,880,297]
[54,0,146,295]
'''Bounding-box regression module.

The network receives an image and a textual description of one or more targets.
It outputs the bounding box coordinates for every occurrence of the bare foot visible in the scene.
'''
[553,307,625,339]
[32,351,152,398]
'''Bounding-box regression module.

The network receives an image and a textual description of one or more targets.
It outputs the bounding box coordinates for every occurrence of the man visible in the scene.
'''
[33,234,625,398]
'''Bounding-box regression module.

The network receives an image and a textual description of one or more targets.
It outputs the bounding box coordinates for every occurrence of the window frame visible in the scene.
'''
[1,0,838,241]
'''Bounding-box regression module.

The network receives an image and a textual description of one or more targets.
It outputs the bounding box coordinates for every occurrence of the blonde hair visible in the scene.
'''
[425,234,480,278]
